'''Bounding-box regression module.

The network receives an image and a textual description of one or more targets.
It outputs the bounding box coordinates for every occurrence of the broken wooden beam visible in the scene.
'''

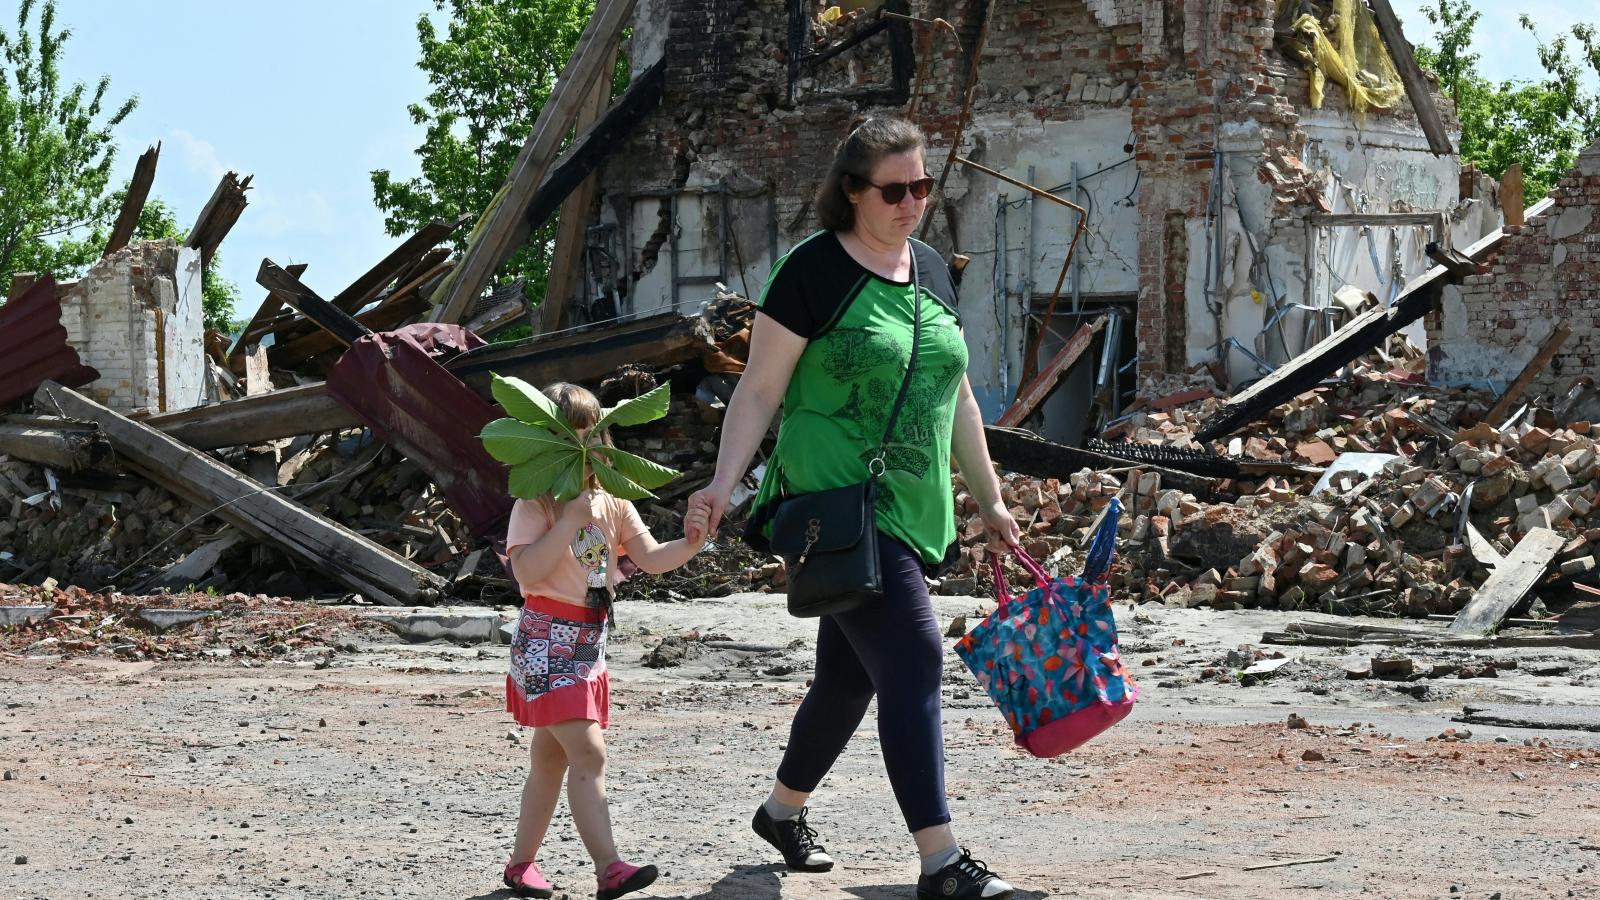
[984,425,1217,499]
[1449,527,1566,636]
[520,58,666,240]
[1196,197,1557,442]
[103,143,161,257]
[997,317,1103,428]
[1501,164,1525,229]
[0,418,116,472]
[1485,325,1572,425]
[227,262,308,372]
[1366,0,1452,156]
[186,172,252,269]
[433,0,637,324]
[256,260,372,349]
[540,41,617,336]
[36,381,445,605]
[141,312,707,450]
[330,218,464,314]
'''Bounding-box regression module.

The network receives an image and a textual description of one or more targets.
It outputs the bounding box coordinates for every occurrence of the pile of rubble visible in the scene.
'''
[933,337,1600,630]
[0,582,382,663]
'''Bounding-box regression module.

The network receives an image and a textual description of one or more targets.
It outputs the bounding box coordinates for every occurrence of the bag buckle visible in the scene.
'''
[867,453,886,477]
[796,518,822,568]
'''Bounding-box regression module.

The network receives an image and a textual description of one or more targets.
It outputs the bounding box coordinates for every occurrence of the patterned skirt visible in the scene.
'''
[505,595,610,729]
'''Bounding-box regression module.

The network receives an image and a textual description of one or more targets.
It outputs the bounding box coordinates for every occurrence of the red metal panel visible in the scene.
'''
[325,323,513,538]
[0,277,99,407]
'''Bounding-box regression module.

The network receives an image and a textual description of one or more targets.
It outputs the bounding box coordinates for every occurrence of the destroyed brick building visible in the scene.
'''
[1428,137,1600,400]
[572,0,1503,444]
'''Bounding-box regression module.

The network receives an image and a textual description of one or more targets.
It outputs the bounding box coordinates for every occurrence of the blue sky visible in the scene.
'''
[52,0,437,320]
[43,1,1596,323]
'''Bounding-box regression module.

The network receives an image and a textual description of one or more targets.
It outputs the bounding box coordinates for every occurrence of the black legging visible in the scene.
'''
[775,532,950,832]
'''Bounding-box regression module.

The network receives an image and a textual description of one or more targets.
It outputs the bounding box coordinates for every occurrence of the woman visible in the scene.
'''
[687,117,1021,900]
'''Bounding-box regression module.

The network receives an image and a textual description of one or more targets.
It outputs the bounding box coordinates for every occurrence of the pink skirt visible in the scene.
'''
[505,596,610,729]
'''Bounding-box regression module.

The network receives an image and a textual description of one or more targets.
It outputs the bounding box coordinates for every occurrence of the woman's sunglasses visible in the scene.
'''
[853,175,936,204]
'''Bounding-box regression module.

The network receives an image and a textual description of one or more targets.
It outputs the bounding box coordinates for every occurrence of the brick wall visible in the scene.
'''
[57,241,206,414]
[1428,139,1600,396]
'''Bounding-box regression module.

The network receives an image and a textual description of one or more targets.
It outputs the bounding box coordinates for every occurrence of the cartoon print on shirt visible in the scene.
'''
[571,523,609,589]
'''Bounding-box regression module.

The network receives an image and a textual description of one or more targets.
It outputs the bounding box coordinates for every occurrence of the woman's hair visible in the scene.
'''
[814,117,928,232]
[535,382,613,518]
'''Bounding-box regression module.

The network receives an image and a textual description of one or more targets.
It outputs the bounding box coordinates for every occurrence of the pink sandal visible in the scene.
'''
[504,859,554,899]
[597,860,659,900]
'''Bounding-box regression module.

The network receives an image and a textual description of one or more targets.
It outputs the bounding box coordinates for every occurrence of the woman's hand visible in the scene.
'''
[979,499,1021,552]
[687,481,735,540]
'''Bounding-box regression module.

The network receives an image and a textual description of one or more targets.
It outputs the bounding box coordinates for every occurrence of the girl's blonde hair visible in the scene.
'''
[536,382,613,519]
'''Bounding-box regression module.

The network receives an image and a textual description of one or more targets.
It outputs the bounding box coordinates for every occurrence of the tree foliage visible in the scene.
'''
[0,0,134,289]
[1415,1,1600,200]
[371,0,626,310]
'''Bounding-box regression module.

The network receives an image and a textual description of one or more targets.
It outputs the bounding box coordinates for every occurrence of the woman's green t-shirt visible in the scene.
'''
[748,231,968,566]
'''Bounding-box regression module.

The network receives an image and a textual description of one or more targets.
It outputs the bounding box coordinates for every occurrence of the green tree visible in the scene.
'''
[1415,1,1599,200]
[371,0,625,313]
[0,0,136,290]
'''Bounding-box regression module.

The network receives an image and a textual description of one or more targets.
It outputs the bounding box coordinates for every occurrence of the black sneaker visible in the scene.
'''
[751,805,835,872]
[916,849,1014,900]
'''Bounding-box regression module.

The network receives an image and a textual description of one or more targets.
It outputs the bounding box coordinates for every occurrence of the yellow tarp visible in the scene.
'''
[1288,0,1405,121]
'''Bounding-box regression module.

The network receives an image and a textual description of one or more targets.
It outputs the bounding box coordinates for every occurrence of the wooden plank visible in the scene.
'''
[1485,325,1571,424]
[227,263,307,372]
[0,419,116,472]
[36,381,444,606]
[997,318,1103,428]
[1367,0,1453,156]
[432,0,637,324]
[540,42,617,335]
[516,58,666,241]
[244,344,273,397]
[256,260,372,349]
[272,260,452,365]
[142,312,705,450]
[185,172,252,269]
[1465,522,1504,568]
[1197,197,1558,442]
[1501,164,1525,229]
[1449,528,1566,635]
[103,143,161,257]
[330,218,462,314]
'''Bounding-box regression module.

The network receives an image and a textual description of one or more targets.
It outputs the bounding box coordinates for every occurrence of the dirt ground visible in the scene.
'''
[3,592,1599,900]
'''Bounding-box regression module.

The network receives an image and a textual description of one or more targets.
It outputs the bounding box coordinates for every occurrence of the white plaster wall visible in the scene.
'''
[955,109,1138,419]
[1184,115,1496,385]
[169,246,207,411]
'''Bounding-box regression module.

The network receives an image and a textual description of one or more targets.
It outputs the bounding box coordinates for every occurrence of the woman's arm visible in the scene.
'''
[950,375,1020,549]
[689,313,808,535]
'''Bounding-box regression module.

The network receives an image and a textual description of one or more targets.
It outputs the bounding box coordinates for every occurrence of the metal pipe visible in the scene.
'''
[995,193,1009,405]
[1069,161,1081,315]
[1024,165,1037,322]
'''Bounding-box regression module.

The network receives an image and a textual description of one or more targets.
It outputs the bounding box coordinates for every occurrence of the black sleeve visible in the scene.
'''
[756,254,818,339]
[912,240,961,326]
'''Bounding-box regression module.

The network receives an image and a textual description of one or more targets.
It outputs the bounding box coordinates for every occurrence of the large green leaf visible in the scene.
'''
[491,373,577,439]
[591,446,680,490]
[548,453,587,502]
[480,418,573,465]
[590,455,655,500]
[507,450,583,500]
[593,382,671,432]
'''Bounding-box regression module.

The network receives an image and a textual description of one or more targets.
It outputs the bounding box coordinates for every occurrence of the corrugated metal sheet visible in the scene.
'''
[0,277,99,407]
[325,323,513,538]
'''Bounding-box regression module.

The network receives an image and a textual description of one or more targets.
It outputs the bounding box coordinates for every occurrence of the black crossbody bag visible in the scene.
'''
[768,251,923,618]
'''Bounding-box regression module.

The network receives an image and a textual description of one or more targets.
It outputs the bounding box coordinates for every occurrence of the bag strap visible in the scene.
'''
[988,544,1051,613]
[868,246,923,478]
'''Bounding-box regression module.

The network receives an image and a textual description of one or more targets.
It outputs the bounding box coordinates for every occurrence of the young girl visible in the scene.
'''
[501,382,710,899]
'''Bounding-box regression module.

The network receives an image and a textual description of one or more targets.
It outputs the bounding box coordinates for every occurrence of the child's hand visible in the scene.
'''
[560,490,605,526]
[684,504,711,546]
